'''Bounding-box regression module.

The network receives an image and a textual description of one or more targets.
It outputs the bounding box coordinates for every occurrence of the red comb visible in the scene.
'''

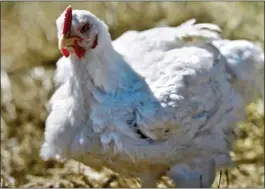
[62,5,72,34]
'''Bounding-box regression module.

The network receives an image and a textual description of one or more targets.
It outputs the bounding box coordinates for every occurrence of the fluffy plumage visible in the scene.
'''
[41,7,264,187]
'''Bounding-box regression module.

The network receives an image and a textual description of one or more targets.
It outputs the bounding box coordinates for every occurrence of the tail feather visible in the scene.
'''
[212,40,264,105]
[176,19,221,42]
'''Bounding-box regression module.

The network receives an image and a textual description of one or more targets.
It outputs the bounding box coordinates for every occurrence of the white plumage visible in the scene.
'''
[41,7,264,187]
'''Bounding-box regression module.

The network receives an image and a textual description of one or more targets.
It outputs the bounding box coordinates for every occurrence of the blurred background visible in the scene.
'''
[1,2,264,188]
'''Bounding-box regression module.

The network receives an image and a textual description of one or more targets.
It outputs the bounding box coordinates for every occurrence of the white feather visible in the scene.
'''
[41,10,264,187]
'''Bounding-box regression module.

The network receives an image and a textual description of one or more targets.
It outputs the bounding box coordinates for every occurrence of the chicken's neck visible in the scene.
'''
[69,42,142,96]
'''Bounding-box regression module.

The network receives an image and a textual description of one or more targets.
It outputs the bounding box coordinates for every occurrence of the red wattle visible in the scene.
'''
[61,48,70,57]
[74,41,86,59]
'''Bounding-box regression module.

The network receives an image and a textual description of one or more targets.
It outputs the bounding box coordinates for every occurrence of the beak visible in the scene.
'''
[58,34,80,51]
[58,33,86,59]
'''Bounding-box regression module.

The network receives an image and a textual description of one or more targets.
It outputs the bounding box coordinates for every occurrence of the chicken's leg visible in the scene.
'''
[167,158,216,188]
[139,173,158,188]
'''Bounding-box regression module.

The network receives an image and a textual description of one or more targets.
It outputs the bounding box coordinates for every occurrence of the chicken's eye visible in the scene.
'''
[79,23,90,33]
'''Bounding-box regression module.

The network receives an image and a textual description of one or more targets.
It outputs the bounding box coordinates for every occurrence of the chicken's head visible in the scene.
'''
[56,6,110,59]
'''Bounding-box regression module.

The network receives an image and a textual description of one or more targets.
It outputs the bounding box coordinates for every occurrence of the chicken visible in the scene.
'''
[41,6,264,187]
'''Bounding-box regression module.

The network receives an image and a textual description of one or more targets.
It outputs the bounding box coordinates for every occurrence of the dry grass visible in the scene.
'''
[1,2,264,188]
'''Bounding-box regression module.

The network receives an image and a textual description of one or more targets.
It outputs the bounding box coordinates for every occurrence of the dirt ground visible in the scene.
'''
[1,2,264,188]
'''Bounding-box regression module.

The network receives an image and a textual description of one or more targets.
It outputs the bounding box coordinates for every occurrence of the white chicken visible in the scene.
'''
[41,6,264,187]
